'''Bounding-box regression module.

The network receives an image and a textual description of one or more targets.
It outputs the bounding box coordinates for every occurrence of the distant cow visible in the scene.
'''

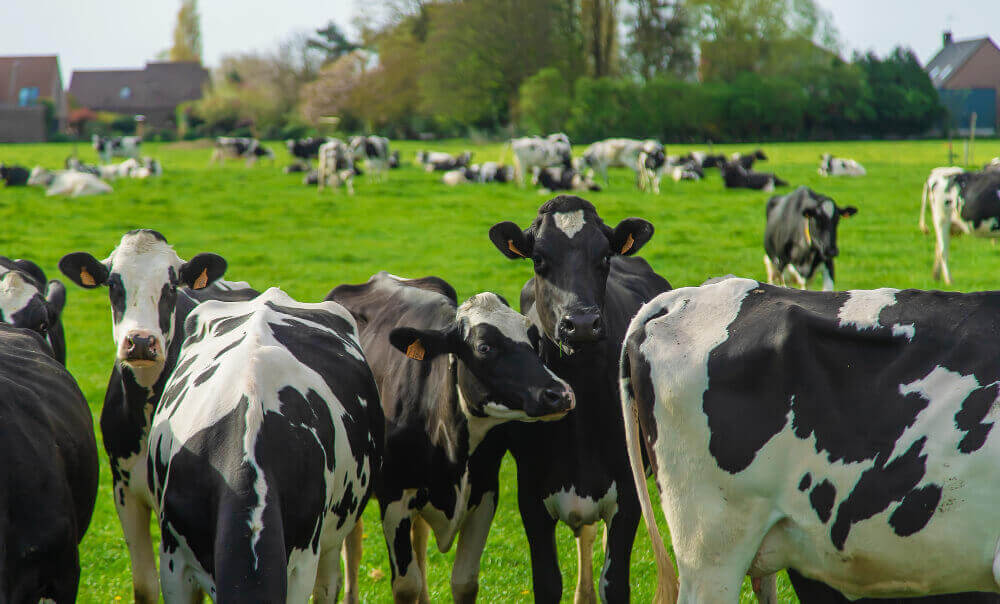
[731,149,768,170]
[764,186,858,291]
[28,167,113,197]
[637,149,667,193]
[350,135,391,181]
[721,161,788,191]
[579,138,664,185]
[284,161,310,174]
[984,157,1000,172]
[93,135,142,164]
[0,324,99,602]
[475,161,514,183]
[65,156,102,178]
[0,162,30,186]
[0,256,67,364]
[317,139,356,194]
[819,153,866,177]
[442,167,475,186]
[286,136,330,161]
[534,166,601,193]
[420,150,473,172]
[665,156,703,182]
[211,137,275,166]
[923,168,1000,284]
[511,134,572,186]
[680,151,727,170]
[389,149,400,169]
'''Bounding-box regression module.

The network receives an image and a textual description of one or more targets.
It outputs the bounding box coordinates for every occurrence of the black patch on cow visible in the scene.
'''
[888,483,942,537]
[108,273,126,322]
[193,363,219,387]
[211,311,252,337]
[126,228,167,243]
[391,517,413,579]
[809,480,836,523]
[955,382,997,454]
[214,333,246,359]
[266,301,355,336]
[159,283,177,336]
[799,473,812,492]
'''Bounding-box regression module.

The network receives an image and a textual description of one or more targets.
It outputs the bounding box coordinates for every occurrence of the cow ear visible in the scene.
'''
[610,218,654,256]
[489,221,533,259]
[45,280,67,317]
[180,253,227,290]
[389,326,458,361]
[840,206,858,218]
[59,252,109,289]
[12,259,46,286]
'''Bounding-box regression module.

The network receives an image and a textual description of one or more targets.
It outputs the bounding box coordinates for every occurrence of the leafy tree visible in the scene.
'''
[856,47,944,136]
[169,0,202,62]
[581,0,619,77]
[308,21,363,63]
[625,0,696,80]
[518,68,572,134]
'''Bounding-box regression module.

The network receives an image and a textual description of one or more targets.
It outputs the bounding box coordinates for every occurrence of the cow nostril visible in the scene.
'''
[592,318,602,332]
[541,388,564,405]
[559,318,575,333]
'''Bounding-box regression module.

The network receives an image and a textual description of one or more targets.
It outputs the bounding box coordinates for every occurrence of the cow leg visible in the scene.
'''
[339,519,364,604]
[599,504,639,603]
[786,265,807,289]
[159,546,200,604]
[116,490,159,604]
[451,492,498,604]
[313,540,346,604]
[820,261,835,292]
[763,255,778,285]
[574,523,598,604]
[411,515,432,604]
[382,494,423,604]
[520,493,562,603]
[751,573,778,604]
[932,202,953,284]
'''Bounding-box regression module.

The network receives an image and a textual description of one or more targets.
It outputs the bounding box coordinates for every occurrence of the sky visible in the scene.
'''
[2,0,999,85]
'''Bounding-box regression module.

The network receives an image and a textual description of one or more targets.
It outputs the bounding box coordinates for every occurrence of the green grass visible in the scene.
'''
[2,137,1000,603]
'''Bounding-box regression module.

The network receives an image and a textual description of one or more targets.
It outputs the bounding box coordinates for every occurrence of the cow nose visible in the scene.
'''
[558,313,605,343]
[125,334,159,361]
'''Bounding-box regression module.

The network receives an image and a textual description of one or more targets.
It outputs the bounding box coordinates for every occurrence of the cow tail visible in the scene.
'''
[619,327,679,604]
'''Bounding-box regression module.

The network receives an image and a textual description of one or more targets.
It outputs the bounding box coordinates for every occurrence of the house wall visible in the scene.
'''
[944,42,1000,129]
[0,106,46,142]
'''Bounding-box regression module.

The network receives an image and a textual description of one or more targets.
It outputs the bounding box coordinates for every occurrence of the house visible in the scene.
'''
[926,32,1000,135]
[0,55,66,143]
[68,61,209,130]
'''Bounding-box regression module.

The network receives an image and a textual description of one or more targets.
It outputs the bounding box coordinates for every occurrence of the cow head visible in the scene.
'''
[389,293,574,421]
[490,196,653,353]
[802,191,858,259]
[0,258,64,340]
[59,230,226,378]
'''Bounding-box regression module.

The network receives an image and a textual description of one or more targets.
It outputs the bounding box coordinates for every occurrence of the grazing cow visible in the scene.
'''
[28,166,113,196]
[420,150,473,172]
[488,196,671,602]
[637,149,667,193]
[327,272,574,603]
[317,139,356,194]
[58,230,257,604]
[0,324,98,602]
[0,162,30,186]
[93,135,142,163]
[622,277,1000,603]
[764,186,858,291]
[211,137,276,166]
[578,138,664,185]
[534,166,601,193]
[922,169,1000,284]
[303,170,320,186]
[0,256,67,364]
[721,161,788,191]
[511,135,573,186]
[148,287,383,602]
[286,136,330,161]
[731,149,768,170]
[350,135,391,181]
[819,153,866,177]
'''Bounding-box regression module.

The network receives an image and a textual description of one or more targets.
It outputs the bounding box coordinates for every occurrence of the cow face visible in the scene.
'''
[59,230,226,374]
[0,258,63,338]
[802,197,858,260]
[490,196,653,352]
[389,293,574,420]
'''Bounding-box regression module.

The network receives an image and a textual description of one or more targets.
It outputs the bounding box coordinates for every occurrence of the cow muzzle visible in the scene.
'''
[121,331,162,366]
[528,384,576,421]
[556,312,606,345]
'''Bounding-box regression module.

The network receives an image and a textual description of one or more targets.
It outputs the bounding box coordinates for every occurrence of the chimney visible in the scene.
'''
[943,31,953,47]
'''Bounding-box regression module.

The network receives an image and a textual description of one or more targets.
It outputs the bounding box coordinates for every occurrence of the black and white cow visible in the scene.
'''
[764,186,858,291]
[0,256,67,364]
[0,162,30,186]
[148,287,383,601]
[327,272,574,603]
[420,150,473,172]
[211,137,276,166]
[819,153,866,177]
[512,134,573,186]
[637,149,667,193]
[286,136,330,161]
[389,149,401,169]
[28,166,113,196]
[732,148,768,170]
[787,568,1000,604]
[622,278,1000,603]
[679,151,726,170]
[664,156,703,182]
[721,160,788,191]
[58,229,257,604]
[349,135,391,181]
[317,139,356,194]
[93,135,142,164]
[533,166,601,193]
[489,196,671,602]
[577,138,664,185]
[0,324,98,602]
[922,169,1000,284]
[475,161,514,183]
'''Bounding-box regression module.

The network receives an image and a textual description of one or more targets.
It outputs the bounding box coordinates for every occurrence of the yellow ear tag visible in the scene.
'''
[80,268,96,286]
[620,233,635,254]
[507,240,525,258]
[406,339,425,360]
[193,268,209,290]
[804,222,812,246]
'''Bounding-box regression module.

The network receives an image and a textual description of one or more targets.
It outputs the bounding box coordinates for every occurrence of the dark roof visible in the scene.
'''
[0,55,62,105]
[68,61,208,113]
[926,37,990,87]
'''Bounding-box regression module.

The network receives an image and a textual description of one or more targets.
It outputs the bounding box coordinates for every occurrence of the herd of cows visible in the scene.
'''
[4,134,1000,603]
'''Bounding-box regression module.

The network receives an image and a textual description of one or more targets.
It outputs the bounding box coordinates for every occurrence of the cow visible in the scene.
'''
[488,196,671,602]
[27,167,113,196]
[511,135,573,186]
[0,324,99,602]
[350,135,391,181]
[533,166,601,193]
[389,149,401,169]
[327,272,575,603]
[664,157,703,182]
[819,153,867,177]
[621,277,1000,603]
[286,136,330,161]
[787,569,1000,604]
[764,186,858,292]
[919,167,965,234]
[721,160,788,191]
[93,135,142,164]
[58,229,258,604]
[284,161,310,174]
[922,169,1000,284]
[148,287,383,602]
[420,150,473,172]
[443,167,476,186]
[731,149,768,170]
[982,157,1000,172]
[317,139,356,194]
[0,162,29,186]
[679,151,726,170]
[475,161,514,183]
[637,149,667,193]
[65,156,102,177]
[0,256,67,364]
[578,138,664,185]
[211,137,276,166]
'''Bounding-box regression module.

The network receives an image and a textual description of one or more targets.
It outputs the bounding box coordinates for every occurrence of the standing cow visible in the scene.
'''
[0,256,67,364]
[350,136,391,182]
[764,186,858,291]
[58,229,257,603]
[327,272,574,604]
[93,135,142,164]
[149,287,383,602]
[511,135,573,186]
[921,168,1000,284]
[488,196,671,602]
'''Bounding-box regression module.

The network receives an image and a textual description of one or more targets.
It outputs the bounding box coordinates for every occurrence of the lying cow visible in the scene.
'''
[149,287,383,601]
[93,134,142,164]
[28,166,113,196]
[211,137,275,166]
[317,139,356,194]
[534,166,601,193]
[679,151,726,170]
[0,256,67,364]
[65,156,107,178]
[819,153,866,177]
[0,162,30,186]
[350,135,391,181]
[764,186,858,291]
[389,149,401,169]
[922,168,1000,284]
[0,324,98,602]
[476,161,514,183]
[286,136,330,161]
[623,277,1000,603]
[665,156,703,182]
[419,150,473,172]
[512,134,572,186]
[721,161,788,191]
[442,167,476,186]
[327,272,573,603]
[579,138,664,185]
[731,148,768,170]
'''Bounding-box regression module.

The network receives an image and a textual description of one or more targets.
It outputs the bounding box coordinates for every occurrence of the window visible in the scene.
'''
[18,86,39,107]
[119,86,131,99]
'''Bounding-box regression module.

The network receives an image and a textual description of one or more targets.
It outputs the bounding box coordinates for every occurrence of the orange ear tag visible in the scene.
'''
[406,339,425,360]
[193,268,209,289]
[621,233,635,254]
[508,240,525,258]
[80,268,96,286]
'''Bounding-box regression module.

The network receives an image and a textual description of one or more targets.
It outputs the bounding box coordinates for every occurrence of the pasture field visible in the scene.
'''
[2,137,1000,602]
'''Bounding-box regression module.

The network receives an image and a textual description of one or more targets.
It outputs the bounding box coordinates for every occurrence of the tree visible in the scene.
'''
[856,47,944,136]
[518,68,572,134]
[581,0,619,77]
[625,0,696,80]
[169,0,202,62]
[308,21,362,63]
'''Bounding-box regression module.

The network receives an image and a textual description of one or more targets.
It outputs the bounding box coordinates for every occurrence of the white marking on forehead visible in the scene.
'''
[821,200,835,218]
[0,270,41,319]
[457,293,530,344]
[837,288,898,331]
[553,210,586,238]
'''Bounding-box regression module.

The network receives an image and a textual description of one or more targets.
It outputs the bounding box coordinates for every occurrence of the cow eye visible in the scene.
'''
[476,343,492,355]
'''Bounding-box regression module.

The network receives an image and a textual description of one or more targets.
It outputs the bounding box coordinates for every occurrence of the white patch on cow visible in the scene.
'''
[892,323,916,340]
[821,200,835,218]
[893,366,981,465]
[0,269,37,320]
[553,210,586,238]
[837,288,899,331]
[457,292,531,344]
[542,482,619,534]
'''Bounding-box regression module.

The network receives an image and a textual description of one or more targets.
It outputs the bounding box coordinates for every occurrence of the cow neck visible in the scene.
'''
[451,354,505,456]
[428,354,472,467]
[537,336,617,422]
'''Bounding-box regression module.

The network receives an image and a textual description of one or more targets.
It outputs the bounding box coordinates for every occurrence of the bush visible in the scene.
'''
[517,68,572,135]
